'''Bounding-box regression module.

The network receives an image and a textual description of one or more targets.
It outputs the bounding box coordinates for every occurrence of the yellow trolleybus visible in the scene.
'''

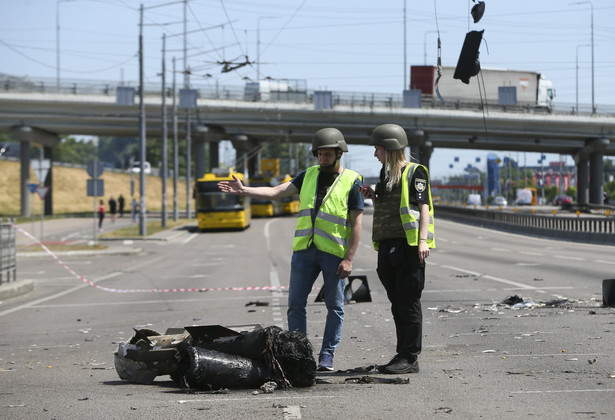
[248,175,283,217]
[279,174,300,215]
[195,169,251,230]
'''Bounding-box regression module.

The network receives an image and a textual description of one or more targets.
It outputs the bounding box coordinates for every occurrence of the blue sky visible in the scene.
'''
[2,0,614,178]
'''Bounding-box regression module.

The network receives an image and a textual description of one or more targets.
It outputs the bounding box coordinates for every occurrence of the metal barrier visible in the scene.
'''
[436,206,615,245]
[0,218,17,285]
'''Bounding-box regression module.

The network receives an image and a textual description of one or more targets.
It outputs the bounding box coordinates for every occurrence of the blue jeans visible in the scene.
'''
[288,246,345,356]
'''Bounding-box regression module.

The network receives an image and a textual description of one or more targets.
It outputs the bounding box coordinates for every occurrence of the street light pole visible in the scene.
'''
[56,0,77,92]
[403,0,407,89]
[138,3,147,235]
[576,44,590,114]
[571,1,595,113]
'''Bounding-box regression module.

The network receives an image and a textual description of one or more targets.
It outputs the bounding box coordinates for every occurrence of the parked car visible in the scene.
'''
[493,196,507,206]
[553,195,572,206]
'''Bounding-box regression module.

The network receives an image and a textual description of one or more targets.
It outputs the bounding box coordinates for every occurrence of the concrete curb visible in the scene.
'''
[0,279,34,301]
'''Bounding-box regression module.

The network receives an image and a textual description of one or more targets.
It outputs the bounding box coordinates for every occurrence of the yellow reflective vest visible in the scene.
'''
[373,163,435,250]
[293,166,361,258]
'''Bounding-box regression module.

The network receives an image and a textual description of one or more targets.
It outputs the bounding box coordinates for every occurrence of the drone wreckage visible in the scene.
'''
[114,324,317,391]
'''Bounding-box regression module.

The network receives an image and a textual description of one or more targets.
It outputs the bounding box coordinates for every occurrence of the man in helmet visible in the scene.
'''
[218,127,364,371]
[360,123,435,374]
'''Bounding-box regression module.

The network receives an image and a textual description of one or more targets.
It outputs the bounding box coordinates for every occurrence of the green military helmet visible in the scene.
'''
[312,127,348,156]
[369,124,408,151]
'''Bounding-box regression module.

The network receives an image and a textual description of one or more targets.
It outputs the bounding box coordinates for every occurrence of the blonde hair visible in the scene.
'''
[383,149,409,191]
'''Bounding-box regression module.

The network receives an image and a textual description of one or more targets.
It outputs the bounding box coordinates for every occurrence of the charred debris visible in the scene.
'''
[115,324,316,391]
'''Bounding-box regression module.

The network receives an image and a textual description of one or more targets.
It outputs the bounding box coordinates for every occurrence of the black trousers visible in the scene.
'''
[376,238,424,359]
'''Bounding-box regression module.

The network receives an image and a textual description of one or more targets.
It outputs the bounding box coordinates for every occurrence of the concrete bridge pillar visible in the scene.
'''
[576,138,610,205]
[574,150,589,206]
[44,146,53,215]
[19,141,30,217]
[231,135,261,177]
[192,125,225,179]
[589,138,609,204]
[10,126,59,217]
[406,129,433,169]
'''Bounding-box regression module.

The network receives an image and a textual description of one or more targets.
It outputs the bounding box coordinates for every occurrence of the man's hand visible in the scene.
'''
[217,174,243,195]
[337,258,352,279]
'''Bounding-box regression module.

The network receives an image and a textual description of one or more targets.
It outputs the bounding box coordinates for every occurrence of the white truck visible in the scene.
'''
[410,65,556,109]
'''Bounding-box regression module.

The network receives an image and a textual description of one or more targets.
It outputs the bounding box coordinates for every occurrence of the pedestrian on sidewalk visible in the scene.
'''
[108,196,118,222]
[118,194,125,218]
[360,124,435,374]
[98,199,105,232]
[131,197,139,223]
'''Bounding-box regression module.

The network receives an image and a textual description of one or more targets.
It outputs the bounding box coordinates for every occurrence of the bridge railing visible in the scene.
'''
[436,204,615,245]
[2,74,614,115]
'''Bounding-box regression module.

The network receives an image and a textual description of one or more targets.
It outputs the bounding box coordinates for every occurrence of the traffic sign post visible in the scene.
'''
[86,161,105,242]
[36,186,49,243]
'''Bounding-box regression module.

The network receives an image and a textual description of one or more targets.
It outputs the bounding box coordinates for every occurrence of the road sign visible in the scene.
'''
[28,183,38,194]
[87,161,105,179]
[87,179,105,197]
[36,186,49,199]
[32,159,50,184]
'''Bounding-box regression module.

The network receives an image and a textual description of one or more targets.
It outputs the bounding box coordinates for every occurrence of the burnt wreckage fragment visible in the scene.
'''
[114,325,316,390]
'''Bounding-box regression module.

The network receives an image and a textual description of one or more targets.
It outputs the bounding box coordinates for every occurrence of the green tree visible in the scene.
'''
[52,136,98,164]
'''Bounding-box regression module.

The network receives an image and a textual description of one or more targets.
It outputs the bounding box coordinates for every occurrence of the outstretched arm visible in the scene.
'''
[217,174,298,200]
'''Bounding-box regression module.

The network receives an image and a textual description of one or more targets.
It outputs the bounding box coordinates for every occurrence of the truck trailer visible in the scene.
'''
[410,65,555,109]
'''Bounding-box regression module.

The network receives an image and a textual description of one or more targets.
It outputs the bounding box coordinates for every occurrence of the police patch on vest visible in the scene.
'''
[414,178,426,192]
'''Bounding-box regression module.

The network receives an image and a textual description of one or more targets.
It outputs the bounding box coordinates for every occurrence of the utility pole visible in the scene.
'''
[161,34,168,227]
[183,0,192,219]
[138,3,147,235]
[172,57,179,222]
[403,0,407,89]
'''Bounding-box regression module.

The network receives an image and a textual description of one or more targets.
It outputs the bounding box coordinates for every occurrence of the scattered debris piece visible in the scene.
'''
[259,381,277,393]
[245,301,269,307]
[344,376,409,384]
[435,407,453,414]
[543,298,568,307]
[501,295,523,305]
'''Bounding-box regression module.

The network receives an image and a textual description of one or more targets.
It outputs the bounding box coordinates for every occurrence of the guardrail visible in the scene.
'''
[0,218,17,285]
[436,205,615,245]
[2,75,614,116]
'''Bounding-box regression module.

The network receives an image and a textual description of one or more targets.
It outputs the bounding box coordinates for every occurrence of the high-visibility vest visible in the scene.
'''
[373,163,435,250]
[293,166,361,258]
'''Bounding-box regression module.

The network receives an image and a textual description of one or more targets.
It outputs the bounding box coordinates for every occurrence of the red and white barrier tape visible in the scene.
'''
[10,223,293,294]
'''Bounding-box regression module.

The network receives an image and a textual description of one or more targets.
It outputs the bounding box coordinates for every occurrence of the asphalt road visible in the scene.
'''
[1,214,614,419]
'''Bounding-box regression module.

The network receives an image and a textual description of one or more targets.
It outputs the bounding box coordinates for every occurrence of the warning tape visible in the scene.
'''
[10,223,293,294]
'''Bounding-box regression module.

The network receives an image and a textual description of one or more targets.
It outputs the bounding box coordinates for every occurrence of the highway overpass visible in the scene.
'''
[1,76,614,216]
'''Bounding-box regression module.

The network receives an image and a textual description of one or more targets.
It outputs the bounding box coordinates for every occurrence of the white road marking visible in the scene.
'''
[440,265,536,289]
[511,389,615,395]
[0,272,122,317]
[553,255,585,261]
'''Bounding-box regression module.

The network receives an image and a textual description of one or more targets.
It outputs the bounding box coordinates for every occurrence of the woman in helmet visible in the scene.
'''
[218,127,364,372]
[360,123,435,374]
